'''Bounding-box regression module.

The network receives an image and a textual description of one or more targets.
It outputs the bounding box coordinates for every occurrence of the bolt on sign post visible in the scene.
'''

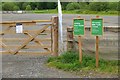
[73,17,85,63]
[91,16,104,68]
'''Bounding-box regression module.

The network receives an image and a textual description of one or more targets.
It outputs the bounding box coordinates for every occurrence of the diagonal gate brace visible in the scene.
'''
[13,24,51,55]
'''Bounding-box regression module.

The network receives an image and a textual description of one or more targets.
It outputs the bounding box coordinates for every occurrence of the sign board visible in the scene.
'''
[16,23,23,33]
[91,19,103,36]
[73,19,85,36]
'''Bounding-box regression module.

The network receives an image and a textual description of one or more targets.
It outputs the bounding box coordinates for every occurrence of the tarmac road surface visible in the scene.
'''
[2,14,118,27]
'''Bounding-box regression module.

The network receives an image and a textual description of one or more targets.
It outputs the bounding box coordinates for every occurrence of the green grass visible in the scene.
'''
[47,51,119,74]
[32,9,119,16]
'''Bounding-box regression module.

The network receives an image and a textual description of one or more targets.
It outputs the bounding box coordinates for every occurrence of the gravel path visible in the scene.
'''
[2,54,118,78]
[2,54,81,78]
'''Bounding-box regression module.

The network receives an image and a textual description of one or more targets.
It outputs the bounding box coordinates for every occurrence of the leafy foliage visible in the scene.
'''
[108,2,118,11]
[66,2,80,10]
[2,2,16,11]
[13,6,20,11]
[25,5,32,11]
[1,2,119,12]
[89,2,109,11]
[22,2,30,10]
[0,3,2,11]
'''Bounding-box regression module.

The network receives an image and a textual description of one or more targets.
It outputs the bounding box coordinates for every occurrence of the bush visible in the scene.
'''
[61,2,69,10]
[2,2,16,11]
[117,2,120,11]
[89,2,109,11]
[66,2,80,10]
[13,6,20,11]
[25,5,32,11]
[79,2,88,10]
[108,2,118,11]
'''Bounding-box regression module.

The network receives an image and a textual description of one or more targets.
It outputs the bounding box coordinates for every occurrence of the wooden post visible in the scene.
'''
[51,16,59,56]
[96,16,99,67]
[96,36,99,67]
[77,16,82,63]
[67,27,74,51]
[78,36,82,63]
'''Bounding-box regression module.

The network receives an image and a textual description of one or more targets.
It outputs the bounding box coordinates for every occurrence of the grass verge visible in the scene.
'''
[47,51,118,74]
[32,9,119,16]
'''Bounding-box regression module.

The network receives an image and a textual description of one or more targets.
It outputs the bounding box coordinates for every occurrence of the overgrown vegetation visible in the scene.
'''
[1,2,119,12]
[1,2,119,15]
[47,51,118,74]
[33,9,118,15]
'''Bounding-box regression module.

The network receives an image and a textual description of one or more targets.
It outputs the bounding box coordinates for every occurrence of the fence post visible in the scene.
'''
[67,27,74,51]
[51,16,59,56]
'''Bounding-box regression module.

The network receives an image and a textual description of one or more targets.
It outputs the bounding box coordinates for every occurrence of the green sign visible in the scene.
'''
[91,19,103,36]
[73,19,84,35]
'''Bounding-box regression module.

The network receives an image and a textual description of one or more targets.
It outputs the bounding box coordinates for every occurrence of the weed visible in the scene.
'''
[47,51,118,74]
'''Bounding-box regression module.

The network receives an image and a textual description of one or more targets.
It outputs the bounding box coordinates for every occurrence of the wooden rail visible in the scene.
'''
[0,51,52,55]
[0,20,51,24]
[0,45,51,49]
[0,20,52,28]
[0,29,51,35]
[1,38,51,42]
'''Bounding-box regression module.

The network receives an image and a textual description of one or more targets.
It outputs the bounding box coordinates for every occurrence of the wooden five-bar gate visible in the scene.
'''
[0,16,58,56]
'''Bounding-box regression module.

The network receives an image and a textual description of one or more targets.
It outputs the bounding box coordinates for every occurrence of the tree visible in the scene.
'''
[79,2,88,10]
[66,2,80,10]
[37,2,47,9]
[89,2,109,11]
[61,2,69,10]
[13,6,20,11]
[0,5,1,11]
[30,2,38,10]
[108,2,118,11]
[22,2,30,10]
[25,5,32,11]
[36,2,57,10]
[36,3,42,9]
[118,2,120,11]
[15,2,24,10]
[2,2,16,11]
[46,2,57,9]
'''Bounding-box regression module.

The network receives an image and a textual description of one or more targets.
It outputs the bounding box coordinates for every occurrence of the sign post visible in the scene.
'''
[91,16,103,67]
[78,36,82,63]
[96,36,99,68]
[73,17,85,63]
